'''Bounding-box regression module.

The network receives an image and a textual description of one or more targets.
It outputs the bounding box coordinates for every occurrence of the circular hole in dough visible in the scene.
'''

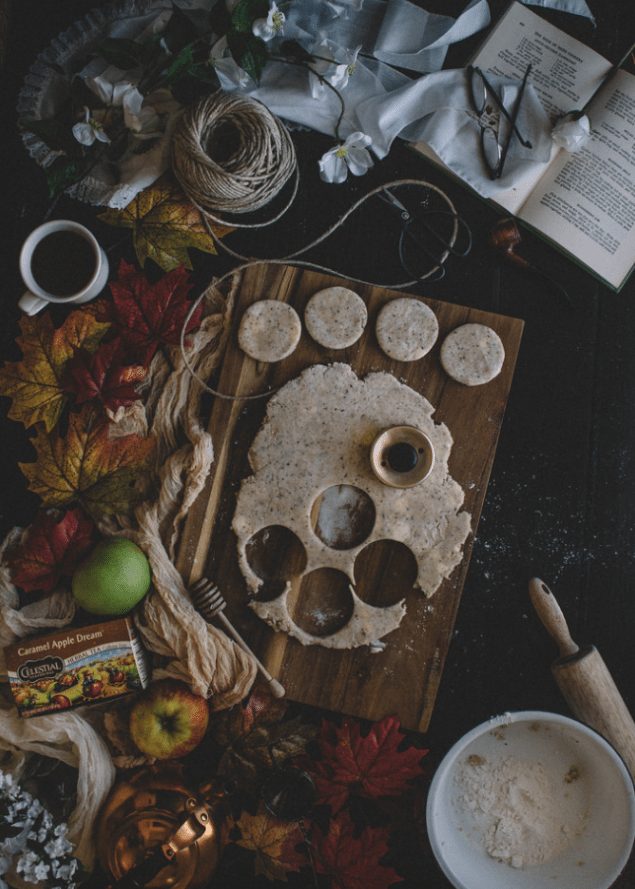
[311,485,376,550]
[375,297,439,362]
[245,525,308,601]
[304,287,368,350]
[287,567,354,637]
[440,323,505,386]
[238,300,301,362]
[353,539,418,607]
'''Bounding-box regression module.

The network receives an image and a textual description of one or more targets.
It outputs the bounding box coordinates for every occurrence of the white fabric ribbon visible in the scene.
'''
[286,0,491,74]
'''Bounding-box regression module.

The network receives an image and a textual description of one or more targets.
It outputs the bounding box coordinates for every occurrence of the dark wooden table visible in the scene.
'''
[1,1,635,887]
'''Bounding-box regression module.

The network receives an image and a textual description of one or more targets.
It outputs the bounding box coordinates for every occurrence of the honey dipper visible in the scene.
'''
[190,577,285,698]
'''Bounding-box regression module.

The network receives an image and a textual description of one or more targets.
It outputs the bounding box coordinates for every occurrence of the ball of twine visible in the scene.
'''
[171,91,297,222]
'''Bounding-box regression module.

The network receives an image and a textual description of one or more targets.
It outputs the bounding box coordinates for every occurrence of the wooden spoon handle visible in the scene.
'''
[528,577,580,658]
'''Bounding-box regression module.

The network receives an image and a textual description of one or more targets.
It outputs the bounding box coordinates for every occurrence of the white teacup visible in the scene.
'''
[19,220,109,316]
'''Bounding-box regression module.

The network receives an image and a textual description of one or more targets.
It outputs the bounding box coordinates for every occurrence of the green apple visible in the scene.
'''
[72,538,151,616]
[129,680,209,760]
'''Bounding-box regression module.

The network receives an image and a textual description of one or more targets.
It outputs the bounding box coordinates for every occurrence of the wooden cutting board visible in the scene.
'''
[177,264,523,732]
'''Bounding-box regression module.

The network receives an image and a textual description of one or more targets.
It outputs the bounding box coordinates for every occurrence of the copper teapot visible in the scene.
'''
[96,766,220,888]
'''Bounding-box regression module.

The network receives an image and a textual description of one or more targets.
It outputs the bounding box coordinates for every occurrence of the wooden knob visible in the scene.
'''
[528,578,579,659]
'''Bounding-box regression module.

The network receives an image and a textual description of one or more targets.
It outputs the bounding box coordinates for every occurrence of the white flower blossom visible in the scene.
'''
[209,35,255,90]
[311,41,361,93]
[552,111,591,152]
[83,75,168,140]
[252,1,286,41]
[72,106,111,146]
[318,132,374,183]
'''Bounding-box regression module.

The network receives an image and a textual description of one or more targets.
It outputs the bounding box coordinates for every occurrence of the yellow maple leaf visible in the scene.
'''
[230,808,304,882]
[20,406,155,518]
[0,309,110,432]
[99,176,232,272]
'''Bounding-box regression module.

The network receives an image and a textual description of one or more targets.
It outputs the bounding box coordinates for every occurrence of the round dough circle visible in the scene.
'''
[440,323,505,386]
[375,298,439,362]
[304,287,367,350]
[238,300,301,362]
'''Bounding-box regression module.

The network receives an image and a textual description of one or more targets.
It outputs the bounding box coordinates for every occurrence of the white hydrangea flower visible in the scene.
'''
[0,770,79,889]
[318,132,374,183]
[16,849,50,883]
[72,106,111,146]
[252,1,286,41]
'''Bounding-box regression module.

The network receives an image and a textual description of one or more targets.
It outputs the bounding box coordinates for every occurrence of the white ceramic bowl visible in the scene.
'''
[427,711,635,889]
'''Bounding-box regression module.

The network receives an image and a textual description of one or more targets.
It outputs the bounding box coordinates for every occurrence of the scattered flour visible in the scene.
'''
[455,753,588,869]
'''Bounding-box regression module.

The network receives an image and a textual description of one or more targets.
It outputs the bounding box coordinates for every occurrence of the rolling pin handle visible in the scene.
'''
[528,577,580,659]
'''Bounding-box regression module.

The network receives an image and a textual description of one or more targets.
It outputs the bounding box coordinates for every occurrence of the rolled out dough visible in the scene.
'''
[238,300,301,362]
[440,323,505,386]
[232,363,472,648]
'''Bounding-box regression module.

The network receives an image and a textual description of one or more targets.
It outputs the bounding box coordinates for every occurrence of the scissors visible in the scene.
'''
[377,187,472,281]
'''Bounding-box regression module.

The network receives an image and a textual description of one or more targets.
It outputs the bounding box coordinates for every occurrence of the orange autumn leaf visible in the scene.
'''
[99,176,232,272]
[0,309,110,432]
[20,406,155,518]
[229,807,304,882]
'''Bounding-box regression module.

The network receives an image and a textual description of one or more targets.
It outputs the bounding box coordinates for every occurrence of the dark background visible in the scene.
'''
[2,1,635,887]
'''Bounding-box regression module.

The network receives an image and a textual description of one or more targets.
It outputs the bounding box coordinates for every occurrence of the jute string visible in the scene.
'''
[170,90,458,283]
[172,91,299,224]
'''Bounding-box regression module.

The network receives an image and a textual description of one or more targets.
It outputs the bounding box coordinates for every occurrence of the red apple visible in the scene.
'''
[129,680,209,760]
[52,694,71,709]
[83,678,104,699]
[108,669,126,686]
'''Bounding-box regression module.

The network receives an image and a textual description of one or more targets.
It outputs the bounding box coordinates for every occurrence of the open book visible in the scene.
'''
[414,1,635,292]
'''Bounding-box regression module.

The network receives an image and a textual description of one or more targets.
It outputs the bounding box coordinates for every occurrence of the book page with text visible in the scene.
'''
[473,1,612,120]
[518,69,635,290]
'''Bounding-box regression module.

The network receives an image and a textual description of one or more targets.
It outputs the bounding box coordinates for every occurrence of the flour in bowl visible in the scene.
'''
[455,753,589,868]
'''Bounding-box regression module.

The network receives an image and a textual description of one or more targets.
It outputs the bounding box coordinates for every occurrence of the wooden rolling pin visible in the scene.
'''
[529,577,635,779]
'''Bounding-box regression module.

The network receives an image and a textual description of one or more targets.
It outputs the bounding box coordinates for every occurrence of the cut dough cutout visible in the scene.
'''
[440,323,505,386]
[376,298,439,362]
[304,287,367,349]
[238,300,301,362]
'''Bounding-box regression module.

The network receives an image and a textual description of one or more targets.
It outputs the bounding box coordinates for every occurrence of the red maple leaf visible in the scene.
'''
[63,338,146,413]
[8,507,96,593]
[103,259,202,364]
[311,811,401,889]
[309,716,427,813]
